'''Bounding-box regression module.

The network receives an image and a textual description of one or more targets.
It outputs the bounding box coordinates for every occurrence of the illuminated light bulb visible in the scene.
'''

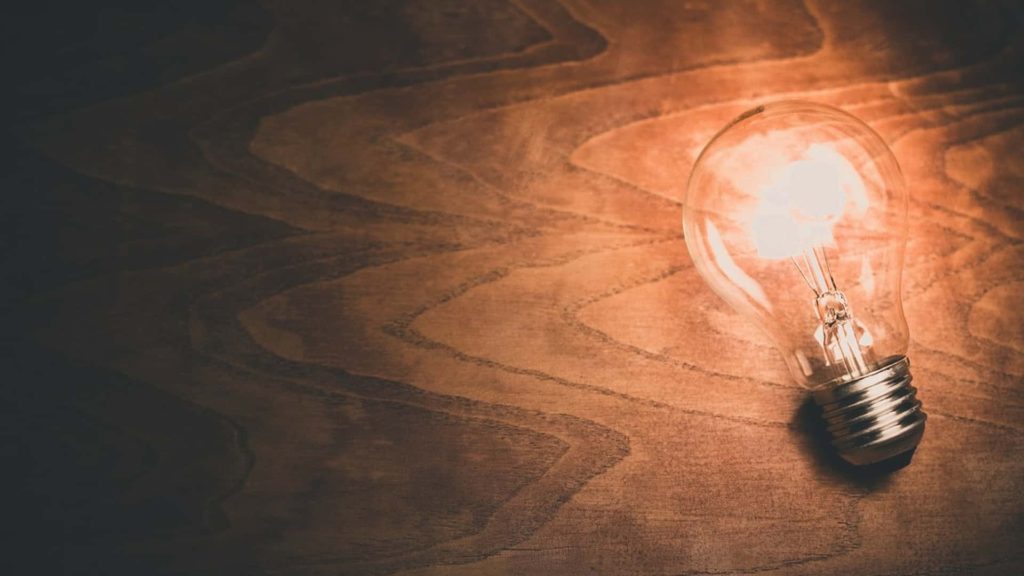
[683,101,926,466]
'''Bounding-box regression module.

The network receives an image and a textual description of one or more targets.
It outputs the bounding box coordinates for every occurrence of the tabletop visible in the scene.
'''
[6,1,1024,574]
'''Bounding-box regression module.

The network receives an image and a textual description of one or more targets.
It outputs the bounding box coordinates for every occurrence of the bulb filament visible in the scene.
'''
[792,246,875,379]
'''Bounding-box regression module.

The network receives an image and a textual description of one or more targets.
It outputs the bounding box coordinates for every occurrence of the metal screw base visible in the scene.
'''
[811,356,927,466]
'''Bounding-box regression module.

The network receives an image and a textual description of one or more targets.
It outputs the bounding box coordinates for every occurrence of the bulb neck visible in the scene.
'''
[811,355,926,466]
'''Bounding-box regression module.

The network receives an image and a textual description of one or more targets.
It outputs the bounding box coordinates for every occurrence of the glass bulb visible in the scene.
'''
[683,101,926,466]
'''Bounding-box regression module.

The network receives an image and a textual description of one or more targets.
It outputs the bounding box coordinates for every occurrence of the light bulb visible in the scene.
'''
[683,101,926,466]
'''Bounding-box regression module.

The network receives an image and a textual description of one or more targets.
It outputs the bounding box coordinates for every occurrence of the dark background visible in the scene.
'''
[4,1,1024,574]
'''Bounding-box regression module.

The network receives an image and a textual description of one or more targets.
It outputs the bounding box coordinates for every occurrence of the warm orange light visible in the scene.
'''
[749,144,867,260]
[706,221,770,309]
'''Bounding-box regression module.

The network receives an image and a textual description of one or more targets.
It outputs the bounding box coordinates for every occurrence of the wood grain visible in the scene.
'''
[5,1,1024,574]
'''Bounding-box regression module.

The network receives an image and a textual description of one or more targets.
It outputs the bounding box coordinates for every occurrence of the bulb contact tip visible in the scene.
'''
[811,356,926,466]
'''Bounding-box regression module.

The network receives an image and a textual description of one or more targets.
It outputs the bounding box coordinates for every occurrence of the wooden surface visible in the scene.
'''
[5,1,1024,574]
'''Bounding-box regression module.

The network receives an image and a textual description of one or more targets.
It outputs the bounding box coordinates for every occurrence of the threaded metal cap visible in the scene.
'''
[811,356,927,466]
